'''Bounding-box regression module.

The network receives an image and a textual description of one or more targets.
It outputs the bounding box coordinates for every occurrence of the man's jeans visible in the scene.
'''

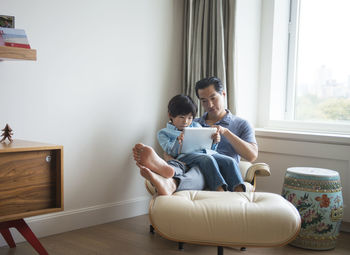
[179,152,244,191]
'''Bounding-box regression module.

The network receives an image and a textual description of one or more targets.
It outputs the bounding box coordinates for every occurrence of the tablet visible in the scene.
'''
[180,127,217,154]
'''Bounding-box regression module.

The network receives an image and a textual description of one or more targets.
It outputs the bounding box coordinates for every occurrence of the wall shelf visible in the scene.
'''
[0,46,37,61]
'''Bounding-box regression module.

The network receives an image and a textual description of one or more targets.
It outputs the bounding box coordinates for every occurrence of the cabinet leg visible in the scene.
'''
[0,229,16,248]
[0,219,48,255]
[13,219,49,255]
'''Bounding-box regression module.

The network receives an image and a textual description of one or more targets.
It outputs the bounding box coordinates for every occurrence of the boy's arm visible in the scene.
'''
[157,130,181,156]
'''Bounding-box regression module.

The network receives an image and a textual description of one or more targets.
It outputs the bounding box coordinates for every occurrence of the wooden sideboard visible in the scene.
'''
[0,139,63,254]
[0,139,63,222]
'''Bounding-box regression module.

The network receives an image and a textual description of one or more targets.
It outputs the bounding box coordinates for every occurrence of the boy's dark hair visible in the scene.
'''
[168,94,198,118]
[195,76,224,98]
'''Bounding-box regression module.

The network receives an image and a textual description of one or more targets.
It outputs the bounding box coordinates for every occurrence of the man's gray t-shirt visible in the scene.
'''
[196,110,257,163]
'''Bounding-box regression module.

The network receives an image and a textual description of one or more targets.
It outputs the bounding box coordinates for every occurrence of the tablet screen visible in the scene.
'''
[181,127,217,154]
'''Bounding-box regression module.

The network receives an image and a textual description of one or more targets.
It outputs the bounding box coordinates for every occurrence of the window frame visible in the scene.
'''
[285,0,299,120]
[258,0,350,135]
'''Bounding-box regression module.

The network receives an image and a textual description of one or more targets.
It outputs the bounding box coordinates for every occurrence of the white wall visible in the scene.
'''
[0,0,183,245]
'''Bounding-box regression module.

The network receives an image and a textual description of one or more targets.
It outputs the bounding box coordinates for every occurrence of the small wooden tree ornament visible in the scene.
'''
[0,124,14,142]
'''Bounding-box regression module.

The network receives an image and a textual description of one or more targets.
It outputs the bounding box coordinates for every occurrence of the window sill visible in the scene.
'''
[255,128,350,146]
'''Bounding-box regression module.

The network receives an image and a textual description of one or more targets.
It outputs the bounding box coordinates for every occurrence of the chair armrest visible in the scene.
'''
[244,162,271,183]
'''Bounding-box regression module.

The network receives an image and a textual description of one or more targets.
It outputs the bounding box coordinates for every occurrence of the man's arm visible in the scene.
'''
[214,125,258,162]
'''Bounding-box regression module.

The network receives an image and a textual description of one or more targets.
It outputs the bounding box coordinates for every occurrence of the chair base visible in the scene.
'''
[150,224,246,255]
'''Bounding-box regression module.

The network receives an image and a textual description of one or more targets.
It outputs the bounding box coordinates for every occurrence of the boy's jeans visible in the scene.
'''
[179,152,244,191]
[167,160,205,191]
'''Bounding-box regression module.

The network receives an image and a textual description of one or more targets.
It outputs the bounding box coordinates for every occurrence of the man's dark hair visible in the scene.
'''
[195,76,224,98]
[168,94,198,118]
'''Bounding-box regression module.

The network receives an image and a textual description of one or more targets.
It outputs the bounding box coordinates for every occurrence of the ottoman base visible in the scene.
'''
[149,191,301,253]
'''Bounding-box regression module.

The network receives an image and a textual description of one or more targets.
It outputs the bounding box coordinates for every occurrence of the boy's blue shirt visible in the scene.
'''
[157,121,217,158]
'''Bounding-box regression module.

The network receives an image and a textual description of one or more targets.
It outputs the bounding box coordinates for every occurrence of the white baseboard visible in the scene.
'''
[0,196,151,247]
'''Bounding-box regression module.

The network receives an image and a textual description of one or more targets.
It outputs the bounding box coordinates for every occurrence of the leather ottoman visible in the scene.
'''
[149,191,301,254]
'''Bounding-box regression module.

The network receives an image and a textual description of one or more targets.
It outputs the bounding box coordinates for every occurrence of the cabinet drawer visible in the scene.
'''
[0,141,63,222]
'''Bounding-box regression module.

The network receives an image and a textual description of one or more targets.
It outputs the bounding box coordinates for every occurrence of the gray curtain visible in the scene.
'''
[182,0,236,115]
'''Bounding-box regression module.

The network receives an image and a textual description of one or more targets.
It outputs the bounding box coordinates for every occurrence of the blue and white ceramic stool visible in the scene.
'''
[282,167,343,250]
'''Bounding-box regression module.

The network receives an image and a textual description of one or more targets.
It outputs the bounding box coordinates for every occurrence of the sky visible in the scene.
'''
[297,0,350,85]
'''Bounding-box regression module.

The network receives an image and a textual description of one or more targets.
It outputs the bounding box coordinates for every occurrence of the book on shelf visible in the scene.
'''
[0,32,4,46]
[4,42,30,49]
[0,27,31,49]
[2,35,29,44]
[0,27,26,35]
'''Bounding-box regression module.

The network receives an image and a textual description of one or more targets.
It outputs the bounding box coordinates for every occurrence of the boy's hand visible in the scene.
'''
[212,130,221,144]
[177,132,184,144]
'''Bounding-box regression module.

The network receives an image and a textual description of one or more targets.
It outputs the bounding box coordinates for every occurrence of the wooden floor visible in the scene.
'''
[0,214,349,255]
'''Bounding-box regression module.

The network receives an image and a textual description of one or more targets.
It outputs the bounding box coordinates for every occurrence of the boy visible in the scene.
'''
[157,94,245,192]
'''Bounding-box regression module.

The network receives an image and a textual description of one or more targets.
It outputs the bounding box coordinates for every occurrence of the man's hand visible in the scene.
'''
[177,132,184,144]
[212,130,221,144]
[212,125,228,136]
[212,125,258,162]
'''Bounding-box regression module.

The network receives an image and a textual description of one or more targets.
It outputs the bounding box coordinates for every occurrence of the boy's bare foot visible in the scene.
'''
[133,143,175,178]
[137,163,176,196]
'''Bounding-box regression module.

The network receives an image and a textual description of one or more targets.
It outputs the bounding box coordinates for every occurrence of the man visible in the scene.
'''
[133,76,258,195]
[195,77,258,163]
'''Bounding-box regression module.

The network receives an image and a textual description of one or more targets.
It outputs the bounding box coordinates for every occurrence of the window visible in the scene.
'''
[288,0,350,123]
[259,0,350,134]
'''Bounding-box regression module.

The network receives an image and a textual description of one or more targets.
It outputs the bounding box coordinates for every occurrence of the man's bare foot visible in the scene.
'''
[133,143,175,178]
[234,184,245,192]
[216,186,225,192]
[137,163,176,196]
